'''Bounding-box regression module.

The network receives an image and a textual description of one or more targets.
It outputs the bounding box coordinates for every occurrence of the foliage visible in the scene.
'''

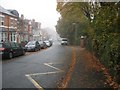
[88,2,120,83]
[56,2,90,45]
[56,1,120,84]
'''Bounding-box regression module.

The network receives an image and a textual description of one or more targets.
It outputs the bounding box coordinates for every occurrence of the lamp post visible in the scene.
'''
[73,23,77,45]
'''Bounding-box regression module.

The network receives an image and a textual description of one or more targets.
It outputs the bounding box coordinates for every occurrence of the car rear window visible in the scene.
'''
[10,42,16,48]
[27,41,35,45]
[4,42,11,48]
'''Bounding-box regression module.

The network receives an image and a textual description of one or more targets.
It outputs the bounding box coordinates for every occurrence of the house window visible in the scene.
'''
[11,33,12,41]
[14,33,15,41]
[2,33,6,41]
[1,33,3,40]
[0,14,4,26]
[4,33,7,41]
[0,33,3,41]
[1,22,4,25]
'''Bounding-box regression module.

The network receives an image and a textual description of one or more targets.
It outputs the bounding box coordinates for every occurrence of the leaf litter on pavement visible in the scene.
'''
[57,47,120,89]
[80,48,120,89]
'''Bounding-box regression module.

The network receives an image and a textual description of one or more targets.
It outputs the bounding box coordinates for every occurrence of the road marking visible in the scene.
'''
[26,71,63,76]
[25,62,64,90]
[25,75,44,90]
[44,63,64,72]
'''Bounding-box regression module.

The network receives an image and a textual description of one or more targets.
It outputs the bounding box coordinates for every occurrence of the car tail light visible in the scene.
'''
[0,48,5,51]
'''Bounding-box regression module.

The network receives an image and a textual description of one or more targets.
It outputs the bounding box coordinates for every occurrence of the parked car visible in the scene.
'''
[38,41,47,49]
[44,40,51,47]
[49,40,53,46]
[61,38,68,45]
[25,41,41,52]
[0,42,25,59]
[49,39,53,46]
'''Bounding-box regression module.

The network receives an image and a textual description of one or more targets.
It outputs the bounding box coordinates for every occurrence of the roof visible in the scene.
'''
[0,5,17,17]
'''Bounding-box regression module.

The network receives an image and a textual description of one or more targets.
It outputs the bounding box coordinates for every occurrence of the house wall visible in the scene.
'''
[0,13,18,42]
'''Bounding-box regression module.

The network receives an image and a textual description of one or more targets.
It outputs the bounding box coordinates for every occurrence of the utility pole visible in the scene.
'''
[73,23,77,45]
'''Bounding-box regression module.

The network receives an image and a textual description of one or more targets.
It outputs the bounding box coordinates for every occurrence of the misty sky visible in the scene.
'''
[0,0,60,30]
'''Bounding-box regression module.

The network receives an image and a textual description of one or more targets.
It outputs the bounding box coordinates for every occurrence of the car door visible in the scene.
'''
[10,42,18,57]
[36,41,40,50]
[15,43,23,56]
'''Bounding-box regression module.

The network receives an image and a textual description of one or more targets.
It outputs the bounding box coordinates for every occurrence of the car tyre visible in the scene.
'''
[34,48,37,52]
[39,47,41,50]
[22,50,25,55]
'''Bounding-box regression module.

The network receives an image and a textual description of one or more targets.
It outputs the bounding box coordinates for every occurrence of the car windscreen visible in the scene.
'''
[39,41,43,44]
[62,39,68,41]
[44,41,49,43]
[27,41,35,45]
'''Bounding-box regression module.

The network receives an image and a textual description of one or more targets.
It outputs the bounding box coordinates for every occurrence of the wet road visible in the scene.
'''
[2,42,73,89]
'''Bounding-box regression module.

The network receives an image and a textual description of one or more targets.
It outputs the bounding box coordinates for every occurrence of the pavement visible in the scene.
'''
[59,46,113,89]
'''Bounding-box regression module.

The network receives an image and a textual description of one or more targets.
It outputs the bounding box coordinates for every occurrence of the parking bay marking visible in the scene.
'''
[25,75,43,90]
[25,62,64,90]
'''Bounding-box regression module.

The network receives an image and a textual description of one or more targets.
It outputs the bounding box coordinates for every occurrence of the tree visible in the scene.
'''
[56,2,90,45]
[56,1,120,84]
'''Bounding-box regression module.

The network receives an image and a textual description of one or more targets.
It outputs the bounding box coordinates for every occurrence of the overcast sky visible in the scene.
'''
[0,0,60,30]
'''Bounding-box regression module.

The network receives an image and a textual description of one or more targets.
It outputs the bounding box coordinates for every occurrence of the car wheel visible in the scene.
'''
[39,47,41,50]
[43,46,45,49]
[34,48,37,52]
[22,50,25,55]
[9,52,13,59]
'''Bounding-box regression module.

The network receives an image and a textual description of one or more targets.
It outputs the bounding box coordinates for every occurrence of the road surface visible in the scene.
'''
[2,42,73,89]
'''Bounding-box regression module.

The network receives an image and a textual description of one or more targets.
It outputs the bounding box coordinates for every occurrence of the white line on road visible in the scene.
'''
[25,62,64,90]
[25,75,44,90]
[44,63,64,72]
[26,71,63,76]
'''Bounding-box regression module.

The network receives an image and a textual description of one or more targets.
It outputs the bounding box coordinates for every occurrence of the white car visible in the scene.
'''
[61,38,68,45]
[44,40,51,47]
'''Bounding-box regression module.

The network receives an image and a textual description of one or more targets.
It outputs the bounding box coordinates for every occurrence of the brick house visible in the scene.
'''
[0,6,42,43]
[18,15,33,42]
[0,6,19,42]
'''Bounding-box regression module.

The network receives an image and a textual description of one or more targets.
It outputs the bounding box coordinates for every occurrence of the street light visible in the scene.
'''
[72,23,77,45]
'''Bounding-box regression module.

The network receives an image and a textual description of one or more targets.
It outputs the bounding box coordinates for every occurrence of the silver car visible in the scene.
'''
[25,41,41,51]
[44,40,51,47]
[38,41,47,49]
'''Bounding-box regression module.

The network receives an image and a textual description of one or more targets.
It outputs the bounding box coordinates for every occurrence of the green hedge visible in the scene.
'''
[85,33,120,83]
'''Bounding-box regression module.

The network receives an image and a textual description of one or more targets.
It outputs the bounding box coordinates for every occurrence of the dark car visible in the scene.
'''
[38,41,47,49]
[0,42,25,59]
[25,41,41,52]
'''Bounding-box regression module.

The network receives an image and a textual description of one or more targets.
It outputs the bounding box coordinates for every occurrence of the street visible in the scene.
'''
[2,41,113,89]
[2,42,73,89]
[1,1,120,89]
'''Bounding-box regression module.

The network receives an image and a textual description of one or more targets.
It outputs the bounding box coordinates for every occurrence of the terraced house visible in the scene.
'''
[0,6,44,43]
[0,6,19,42]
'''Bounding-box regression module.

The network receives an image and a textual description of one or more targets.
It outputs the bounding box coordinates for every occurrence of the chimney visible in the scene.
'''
[21,14,24,20]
